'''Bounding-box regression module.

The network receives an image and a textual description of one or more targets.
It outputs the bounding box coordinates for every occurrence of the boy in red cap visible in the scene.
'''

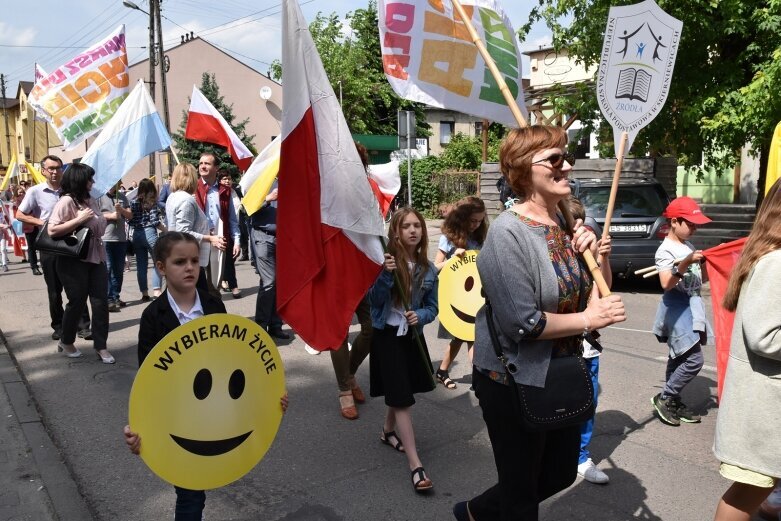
[651,196,714,426]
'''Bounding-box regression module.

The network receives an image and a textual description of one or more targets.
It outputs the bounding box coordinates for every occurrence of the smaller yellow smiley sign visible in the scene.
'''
[438,250,484,341]
[128,314,285,490]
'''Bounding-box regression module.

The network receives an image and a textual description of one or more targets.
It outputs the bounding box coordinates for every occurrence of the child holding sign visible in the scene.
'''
[123,231,288,520]
[370,207,438,493]
[433,196,488,390]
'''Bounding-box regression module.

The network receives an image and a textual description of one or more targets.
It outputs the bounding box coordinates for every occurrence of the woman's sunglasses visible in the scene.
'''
[532,152,576,168]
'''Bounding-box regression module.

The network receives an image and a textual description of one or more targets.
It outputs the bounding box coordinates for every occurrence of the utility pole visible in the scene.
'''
[1,74,11,167]
[154,0,174,177]
[147,0,157,186]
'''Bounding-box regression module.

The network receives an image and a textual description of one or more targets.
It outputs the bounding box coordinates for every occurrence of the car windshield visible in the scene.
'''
[578,185,667,219]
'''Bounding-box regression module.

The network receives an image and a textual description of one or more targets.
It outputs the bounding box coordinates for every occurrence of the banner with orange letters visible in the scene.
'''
[28,26,130,150]
[378,0,527,127]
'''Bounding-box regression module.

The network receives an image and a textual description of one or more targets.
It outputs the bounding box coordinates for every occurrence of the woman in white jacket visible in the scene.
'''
[164,163,225,293]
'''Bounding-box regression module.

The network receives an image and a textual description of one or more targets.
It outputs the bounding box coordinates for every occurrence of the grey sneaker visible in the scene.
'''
[652,393,681,426]
[578,458,609,484]
[669,397,701,423]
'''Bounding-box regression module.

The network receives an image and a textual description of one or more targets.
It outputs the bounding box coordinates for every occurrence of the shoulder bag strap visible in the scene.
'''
[484,298,508,367]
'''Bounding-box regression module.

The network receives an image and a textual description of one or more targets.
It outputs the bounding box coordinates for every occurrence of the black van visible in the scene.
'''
[570,176,672,277]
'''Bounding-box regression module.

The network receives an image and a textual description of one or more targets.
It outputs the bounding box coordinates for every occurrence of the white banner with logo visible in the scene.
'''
[596,0,682,155]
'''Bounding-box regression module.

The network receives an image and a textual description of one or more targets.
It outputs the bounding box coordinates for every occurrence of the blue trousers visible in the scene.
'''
[579,356,600,465]
[132,226,161,293]
[104,241,127,302]
[174,487,205,521]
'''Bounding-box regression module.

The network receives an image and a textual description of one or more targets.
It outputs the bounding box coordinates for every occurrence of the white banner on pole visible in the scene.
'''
[596,0,682,156]
[378,0,527,127]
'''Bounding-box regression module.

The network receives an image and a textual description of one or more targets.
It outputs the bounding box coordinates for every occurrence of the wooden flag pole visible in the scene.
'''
[451,0,611,297]
[601,131,628,239]
[451,0,528,128]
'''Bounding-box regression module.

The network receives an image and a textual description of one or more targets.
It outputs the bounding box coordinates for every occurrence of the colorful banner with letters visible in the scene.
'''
[27,26,129,150]
[378,0,527,127]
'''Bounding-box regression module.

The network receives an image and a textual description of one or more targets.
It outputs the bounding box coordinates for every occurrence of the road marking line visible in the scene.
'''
[653,355,717,373]
[607,326,654,333]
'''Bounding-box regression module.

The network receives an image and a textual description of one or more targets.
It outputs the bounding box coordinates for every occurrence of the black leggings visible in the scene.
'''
[469,369,580,521]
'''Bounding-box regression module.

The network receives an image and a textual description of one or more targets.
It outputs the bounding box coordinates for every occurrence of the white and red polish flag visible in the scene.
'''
[368,161,401,217]
[277,0,385,351]
[185,86,254,171]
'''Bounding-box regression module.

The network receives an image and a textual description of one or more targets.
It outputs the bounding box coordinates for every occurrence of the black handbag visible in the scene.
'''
[36,220,92,259]
[484,299,595,431]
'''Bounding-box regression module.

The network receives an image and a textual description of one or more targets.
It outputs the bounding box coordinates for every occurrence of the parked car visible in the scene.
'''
[570,176,672,277]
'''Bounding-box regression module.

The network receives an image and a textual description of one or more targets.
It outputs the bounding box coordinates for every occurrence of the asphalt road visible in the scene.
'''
[0,235,741,521]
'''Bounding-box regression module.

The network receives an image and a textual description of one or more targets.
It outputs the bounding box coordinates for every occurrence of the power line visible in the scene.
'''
[0,44,147,49]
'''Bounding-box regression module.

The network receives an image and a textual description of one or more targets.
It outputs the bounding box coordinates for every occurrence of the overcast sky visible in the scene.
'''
[0,0,554,96]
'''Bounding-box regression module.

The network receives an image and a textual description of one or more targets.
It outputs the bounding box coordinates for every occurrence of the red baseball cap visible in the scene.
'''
[663,196,711,224]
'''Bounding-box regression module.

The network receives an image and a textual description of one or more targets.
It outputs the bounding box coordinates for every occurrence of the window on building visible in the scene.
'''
[440,121,454,145]
[475,121,483,136]
[567,128,590,159]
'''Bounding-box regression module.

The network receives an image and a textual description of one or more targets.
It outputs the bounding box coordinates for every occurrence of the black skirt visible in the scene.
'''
[370,325,435,407]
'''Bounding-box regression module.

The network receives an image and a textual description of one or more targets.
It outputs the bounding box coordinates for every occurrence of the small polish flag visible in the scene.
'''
[367,161,401,217]
[185,86,254,171]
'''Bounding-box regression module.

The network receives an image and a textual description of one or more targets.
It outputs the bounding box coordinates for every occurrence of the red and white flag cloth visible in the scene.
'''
[277,0,385,351]
[185,86,254,171]
[702,238,747,402]
[368,161,401,217]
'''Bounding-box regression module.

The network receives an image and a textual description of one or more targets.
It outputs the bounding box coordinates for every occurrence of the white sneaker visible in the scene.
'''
[577,458,609,484]
[304,344,321,355]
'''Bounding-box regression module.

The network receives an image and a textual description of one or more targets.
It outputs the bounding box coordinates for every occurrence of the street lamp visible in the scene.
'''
[122,0,144,11]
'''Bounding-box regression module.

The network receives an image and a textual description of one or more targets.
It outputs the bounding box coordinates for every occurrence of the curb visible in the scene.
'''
[0,328,94,521]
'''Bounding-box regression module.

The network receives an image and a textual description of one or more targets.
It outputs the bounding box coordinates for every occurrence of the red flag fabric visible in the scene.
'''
[276,0,385,350]
[367,161,401,217]
[703,238,747,401]
[185,86,254,171]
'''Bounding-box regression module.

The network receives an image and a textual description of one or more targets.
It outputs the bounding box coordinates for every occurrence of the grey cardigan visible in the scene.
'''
[474,211,583,388]
[165,191,212,266]
[713,249,781,478]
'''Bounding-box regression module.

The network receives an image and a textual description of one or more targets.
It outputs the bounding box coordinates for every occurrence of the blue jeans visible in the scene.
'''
[174,487,205,521]
[579,356,600,465]
[104,241,127,302]
[132,226,161,293]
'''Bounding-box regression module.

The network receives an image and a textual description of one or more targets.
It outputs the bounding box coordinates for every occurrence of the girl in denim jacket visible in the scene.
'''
[369,206,438,493]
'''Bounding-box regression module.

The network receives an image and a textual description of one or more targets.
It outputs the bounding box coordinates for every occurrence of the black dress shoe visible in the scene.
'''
[268,327,291,340]
[32,267,43,275]
[78,329,93,340]
[51,330,62,340]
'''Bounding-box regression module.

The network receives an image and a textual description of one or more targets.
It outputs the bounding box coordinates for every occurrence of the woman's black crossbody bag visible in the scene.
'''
[484,299,595,431]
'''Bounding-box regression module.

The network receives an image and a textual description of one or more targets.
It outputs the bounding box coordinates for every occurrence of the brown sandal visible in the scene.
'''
[339,391,358,420]
[411,467,433,492]
[348,377,366,403]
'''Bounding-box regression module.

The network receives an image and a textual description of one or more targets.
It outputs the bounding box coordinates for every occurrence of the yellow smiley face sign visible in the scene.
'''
[128,314,285,490]
[438,250,484,341]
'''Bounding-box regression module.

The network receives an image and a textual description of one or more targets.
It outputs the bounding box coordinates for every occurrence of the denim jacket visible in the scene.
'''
[369,261,438,331]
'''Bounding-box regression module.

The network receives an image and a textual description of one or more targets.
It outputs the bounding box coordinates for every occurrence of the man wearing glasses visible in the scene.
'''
[16,155,91,341]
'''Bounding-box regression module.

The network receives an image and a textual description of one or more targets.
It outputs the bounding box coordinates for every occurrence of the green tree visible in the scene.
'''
[523,0,781,198]
[172,72,256,180]
[269,1,430,137]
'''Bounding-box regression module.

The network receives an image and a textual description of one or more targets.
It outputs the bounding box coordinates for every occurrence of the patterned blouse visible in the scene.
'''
[128,199,161,229]
[514,212,593,356]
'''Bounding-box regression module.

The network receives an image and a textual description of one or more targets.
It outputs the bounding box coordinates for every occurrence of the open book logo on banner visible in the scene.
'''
[597,0,682,155]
